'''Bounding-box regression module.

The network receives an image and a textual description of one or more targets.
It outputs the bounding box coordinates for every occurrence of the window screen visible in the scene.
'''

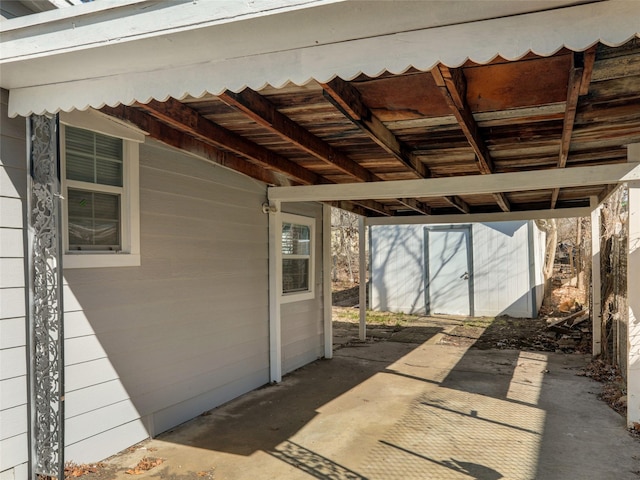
[67,189,121,250]
[282,222,311,294]
[65,126,124,251]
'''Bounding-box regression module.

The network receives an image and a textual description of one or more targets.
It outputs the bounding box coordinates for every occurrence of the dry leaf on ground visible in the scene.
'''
[125,457,164,475]
[64,462,104,478]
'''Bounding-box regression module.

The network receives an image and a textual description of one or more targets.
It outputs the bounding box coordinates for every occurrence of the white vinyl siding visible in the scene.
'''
[62,139,271,463]
[0,89,29,476]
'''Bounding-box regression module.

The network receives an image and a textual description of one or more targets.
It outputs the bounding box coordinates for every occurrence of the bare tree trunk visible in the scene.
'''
[576,217,583,290]
[342,225,354,283]
[536,219,558,305]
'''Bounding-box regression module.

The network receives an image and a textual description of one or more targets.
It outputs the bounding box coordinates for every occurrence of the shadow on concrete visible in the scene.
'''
[178,325,443,457]
[380,440,504,480]
[269,441,367,480]
[129,316,638,480]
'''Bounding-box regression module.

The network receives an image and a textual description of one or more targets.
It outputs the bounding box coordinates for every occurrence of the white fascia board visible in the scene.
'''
[268,163,640,203]
[4,1,639,116]
[1,0,344,60]
[366,207,593,226]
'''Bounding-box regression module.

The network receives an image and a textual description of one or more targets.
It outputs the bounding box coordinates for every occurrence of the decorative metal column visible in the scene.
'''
[27,114,65,479]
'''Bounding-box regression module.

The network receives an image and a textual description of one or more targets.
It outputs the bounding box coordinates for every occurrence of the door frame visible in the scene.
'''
[424,225,474,316]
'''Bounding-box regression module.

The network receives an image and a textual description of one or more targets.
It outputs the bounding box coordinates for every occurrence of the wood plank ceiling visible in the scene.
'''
[102,39,640,217]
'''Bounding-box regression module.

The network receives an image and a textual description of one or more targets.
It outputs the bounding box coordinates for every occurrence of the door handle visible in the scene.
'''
[460,272,469,280]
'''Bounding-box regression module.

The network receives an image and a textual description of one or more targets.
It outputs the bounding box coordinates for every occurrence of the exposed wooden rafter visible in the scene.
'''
[218,89,377,182]
[100,105,285,186]
[103,101,391,217]
[551,48,597,208]
[432,65,511,213]
[396,198,432,215]
[218,89,430,215]
[135,98,321,184]
[320,77,429,178]
[442,195,471,214]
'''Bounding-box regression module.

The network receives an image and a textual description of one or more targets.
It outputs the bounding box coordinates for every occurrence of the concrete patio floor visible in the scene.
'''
[104,319,639,480]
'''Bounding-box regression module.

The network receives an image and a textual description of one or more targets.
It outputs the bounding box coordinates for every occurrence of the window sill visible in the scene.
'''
[63,253,141,269]
[281,290,315,304]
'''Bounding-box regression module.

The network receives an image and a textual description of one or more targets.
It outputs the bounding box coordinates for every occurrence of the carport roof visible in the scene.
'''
[2,0,640,218]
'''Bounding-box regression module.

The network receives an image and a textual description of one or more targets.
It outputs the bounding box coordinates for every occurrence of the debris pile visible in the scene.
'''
[543,309,592,353]
[578,359,627,415]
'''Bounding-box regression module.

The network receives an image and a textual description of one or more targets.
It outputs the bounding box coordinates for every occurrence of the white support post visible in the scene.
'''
[628,144,640,427]
[323,204,333,359]
[268,200,282,383]
[591,201,602,357]
[359,216,367,341]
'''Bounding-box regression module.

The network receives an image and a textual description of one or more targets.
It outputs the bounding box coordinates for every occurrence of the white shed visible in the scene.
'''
[371,221,546,318]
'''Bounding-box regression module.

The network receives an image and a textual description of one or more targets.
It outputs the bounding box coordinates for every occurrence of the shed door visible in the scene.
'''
[425,227,473,316]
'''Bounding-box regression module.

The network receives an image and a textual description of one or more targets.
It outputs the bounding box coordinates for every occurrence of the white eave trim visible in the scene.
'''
[3,0,639,117]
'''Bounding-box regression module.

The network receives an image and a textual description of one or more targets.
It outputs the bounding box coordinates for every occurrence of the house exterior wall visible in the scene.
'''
[281,203,325,375]
[61,138,272,462]
[0,89,29,479]
[371,221,541,318]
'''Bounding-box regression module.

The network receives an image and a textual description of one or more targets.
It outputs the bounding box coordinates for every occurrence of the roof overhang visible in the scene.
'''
[2,0,639,117]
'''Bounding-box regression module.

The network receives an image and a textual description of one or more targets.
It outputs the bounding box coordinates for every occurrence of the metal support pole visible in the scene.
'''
[27,114,64,479]
[358,216,366,341]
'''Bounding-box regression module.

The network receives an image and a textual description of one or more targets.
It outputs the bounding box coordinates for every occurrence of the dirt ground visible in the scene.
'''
[332,306,586,353]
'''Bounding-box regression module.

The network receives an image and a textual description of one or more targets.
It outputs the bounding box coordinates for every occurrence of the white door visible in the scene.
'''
[425,227,473,316]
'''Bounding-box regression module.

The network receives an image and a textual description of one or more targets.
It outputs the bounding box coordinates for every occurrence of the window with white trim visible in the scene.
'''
[281,213,315,302]
[65,126,123,250]
[60,110,143,268]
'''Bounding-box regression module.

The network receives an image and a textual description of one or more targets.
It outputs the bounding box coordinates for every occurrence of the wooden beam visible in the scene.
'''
[102,103,392,217]
[328,201,373,217]
[432,66,493,173]
[353,200,393,216]
[492,192,511,212]
[219,89,429,215]
[442,195,471,214]
[397,198,432,215]
[551,49,596,208]
[218,89,378,182]
[432,65,510,212]
[558,54,585,170]
[135,98,323,185]
[268,163,640,203]
[100,105,286,186]
[579,46,597,96]
[321,78,429,178]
